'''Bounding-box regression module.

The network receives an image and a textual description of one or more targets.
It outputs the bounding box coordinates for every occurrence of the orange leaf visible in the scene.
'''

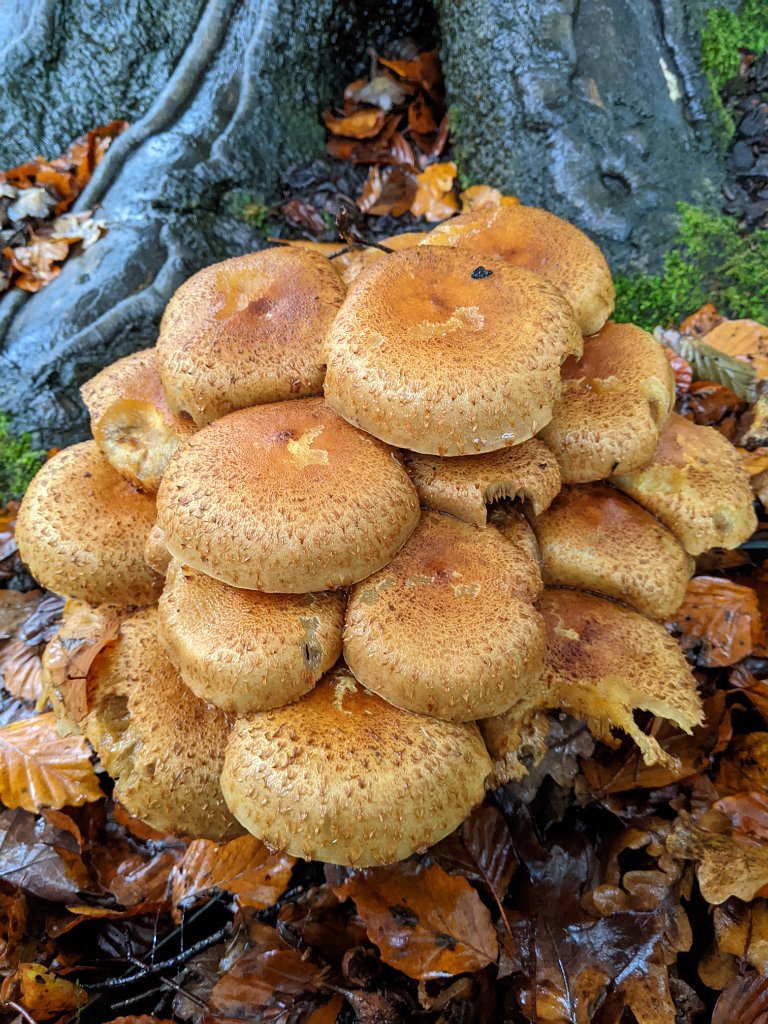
[410,161,458,222]
[323,109,387,139]
[357,165,417,216]
[669,577,764,667]
[459,184,503,212]
[704,319,768,380]
[170,834,295,921]
[333,861,498,979]
[44,602,121,723]
[209,948,326,1016]
[377,50,443,95]
[0,712,102,812]
[0,639,44,701]
[0,890,26,970]
[713,792,768,844]
[739,447,768,478]
[663,345,694,395]
[680,303,725,338]
[0,963,86,1019]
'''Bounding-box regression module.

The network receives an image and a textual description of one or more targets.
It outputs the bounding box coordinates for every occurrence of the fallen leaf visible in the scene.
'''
[3,236,69,291]
[377,50,442,97]
[740,446,768,477]
[208,947,326,1018]
[409,161,458,221]
[0,639,44,701]
[663,345,694,395]
[680,303,725,338]
[408,92,438,133]
[43,602,121,724]
[434,804,516,906]
[713,970,768,1024]
[717,733,768,796]
[713,792,768,843]
[667,813,768,903]
[332,861,498,980]
[681,380,746,428]
[705,319,768,380]
[170,834,295,921]
[669,576,764,667]
[0,890,26,969]
[323,109,387,139]
[357,165,417,216]
[0,807,82,902]
[459,184,503,212]
[713,898,768,975]
[0,712,102,812]
[282,199,327,237]
[0,962,86,1019]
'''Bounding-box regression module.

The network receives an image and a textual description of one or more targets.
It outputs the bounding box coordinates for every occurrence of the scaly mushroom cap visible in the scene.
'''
[221,663,492,866]
[80,348,196,492]
[156,398,420,592]
[324,247,582,455]
[483,588,703,772]
[84,608,242,840]
[143,524,171,576]
[15,442,162,607]
[487,506,542,568]
[404,438,561,528]
[611,413,758,555]
[285,232,430,287]
[423,204,614,335]
[156,248,346,426]
[532,484,695,619]
[538,322,676,483]
[343,510,545,721]
[158,561,345,714]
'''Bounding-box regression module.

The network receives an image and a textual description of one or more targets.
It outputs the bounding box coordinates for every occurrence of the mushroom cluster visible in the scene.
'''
[18,198,758,866]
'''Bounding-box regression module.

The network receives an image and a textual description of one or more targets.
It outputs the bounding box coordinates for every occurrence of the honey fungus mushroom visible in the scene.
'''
[538,322,676,483]
[343,510,545,721]
[221,663,492,866]
[80,348,196,492]
[424,203,615,335]
[611,412,758,555]
[84,609,242,840]
[156,248,346,426]
[157,398,420,592]
[404,438,561,528]
[15,441,162,607]
[482,588,704,775]
[532,484,695,619]
[324,247,582,455]
[158,561,345,714]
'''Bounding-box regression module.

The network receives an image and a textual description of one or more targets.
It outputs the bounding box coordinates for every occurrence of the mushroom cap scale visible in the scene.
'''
[156,398,420,593]
[158,561,345,714]
[404,438,561,528]
[611,413,758,555]
[15,441,162,607]
[156,248,346,426]
[538,322,676,483]
[532,484,695,619]
[324,247,583,456]
[84,608,242,841]
[343,510,545,721]
[220,663,492,866]
[423,203,615,335]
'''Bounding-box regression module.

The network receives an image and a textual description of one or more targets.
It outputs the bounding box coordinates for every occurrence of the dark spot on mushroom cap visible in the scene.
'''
[471,266,493,279]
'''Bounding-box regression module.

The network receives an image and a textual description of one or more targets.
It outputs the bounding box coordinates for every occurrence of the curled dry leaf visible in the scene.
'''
[713,897,768,976]
[0,890,26,970]
[323,109,388,139]
[705,319,768,381]
[712,970,768,1024]
[663,345,694,395]
[0,962,86,1019]
[713,791,768,842]
[669,576,764,667]
[0,712,102,812]
[716,733,768,796]
[357,164,417,216]
[170,834,295,922]
[680,303,725,339]
[332,861,498,980]
[0,640,44,702]
[410,161,459,221]
[667,813,768,904]
[208,947,327,1019]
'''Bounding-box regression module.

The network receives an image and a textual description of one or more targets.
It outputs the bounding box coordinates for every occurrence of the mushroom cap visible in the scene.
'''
[531,484,695,619]
[487,506,542,568]
[156,398,420,592]
[15,441,162,607]
[423,204,614,335]
[611,413,758,555]
[84,608,243,840]
[404,438,561,528]
[220,662,492,866]
[81,348,196,492]
[158,561,345,714]
[482,587,704,770]
[155,248,346,426]
[343,510,545,721]
[284,233,429,287]
[324,247,583,455]
[143,523,171,576]
[538,322,676,483]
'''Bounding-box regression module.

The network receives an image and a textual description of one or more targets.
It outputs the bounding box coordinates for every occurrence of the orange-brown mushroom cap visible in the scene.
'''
[155,248,346,426]
[324,247,583,455]
[80,348,196,491]
[532,484,695,618]
[424,203,614,335]
[156,398,420,592]
[84,608,243,840]
[481,587,703,773]
[404,438,561,528]
[343,510,545,721]
[220,663,492,866]
[158,561,345,714]
[15,442,162,607]
[538,322,676,483]
[143,523,171,576]
[284,232,429,287]
[611,413,758,555]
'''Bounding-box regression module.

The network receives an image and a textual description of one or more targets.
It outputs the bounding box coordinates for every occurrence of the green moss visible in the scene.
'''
[614,204,768,329]
[0,412,46,505]
[227,191,270,231]
[701,0,768,146]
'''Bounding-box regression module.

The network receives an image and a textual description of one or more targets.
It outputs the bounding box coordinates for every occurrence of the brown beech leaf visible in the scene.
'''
[663,345,694,395]
[102,1018,175,1024]
[434,804,516,902]
[667,814,768,903]
[0,962,87,1019]
[357,165,417,216]
[282,199,327,237]
[681,380,746,428]
[409,161,458,221]
[0,712,102,812]
[713,898,768,976]
[0,639,44,701]
[332,861,498,979]
[3,237,69,291]
[680,303,725,339]
[305,993,346,1022]
[323,108,387,139]
[103,849,181,908]
[44,602,121,724]
[716,733,768,796]
[377,50,443,96]
[705,319,768,381]
[170,834,295,921]
[729,665,768,721]
[407,92,438,133]
[669,576,764,667]
[713,792,768,843]
[208,947,327,1018]
[713,970,768,1024]
[0,590,40,640]
[0,890,26,970]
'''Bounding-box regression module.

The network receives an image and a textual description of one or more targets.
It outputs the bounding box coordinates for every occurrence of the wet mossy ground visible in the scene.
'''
[0,414,46,505]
